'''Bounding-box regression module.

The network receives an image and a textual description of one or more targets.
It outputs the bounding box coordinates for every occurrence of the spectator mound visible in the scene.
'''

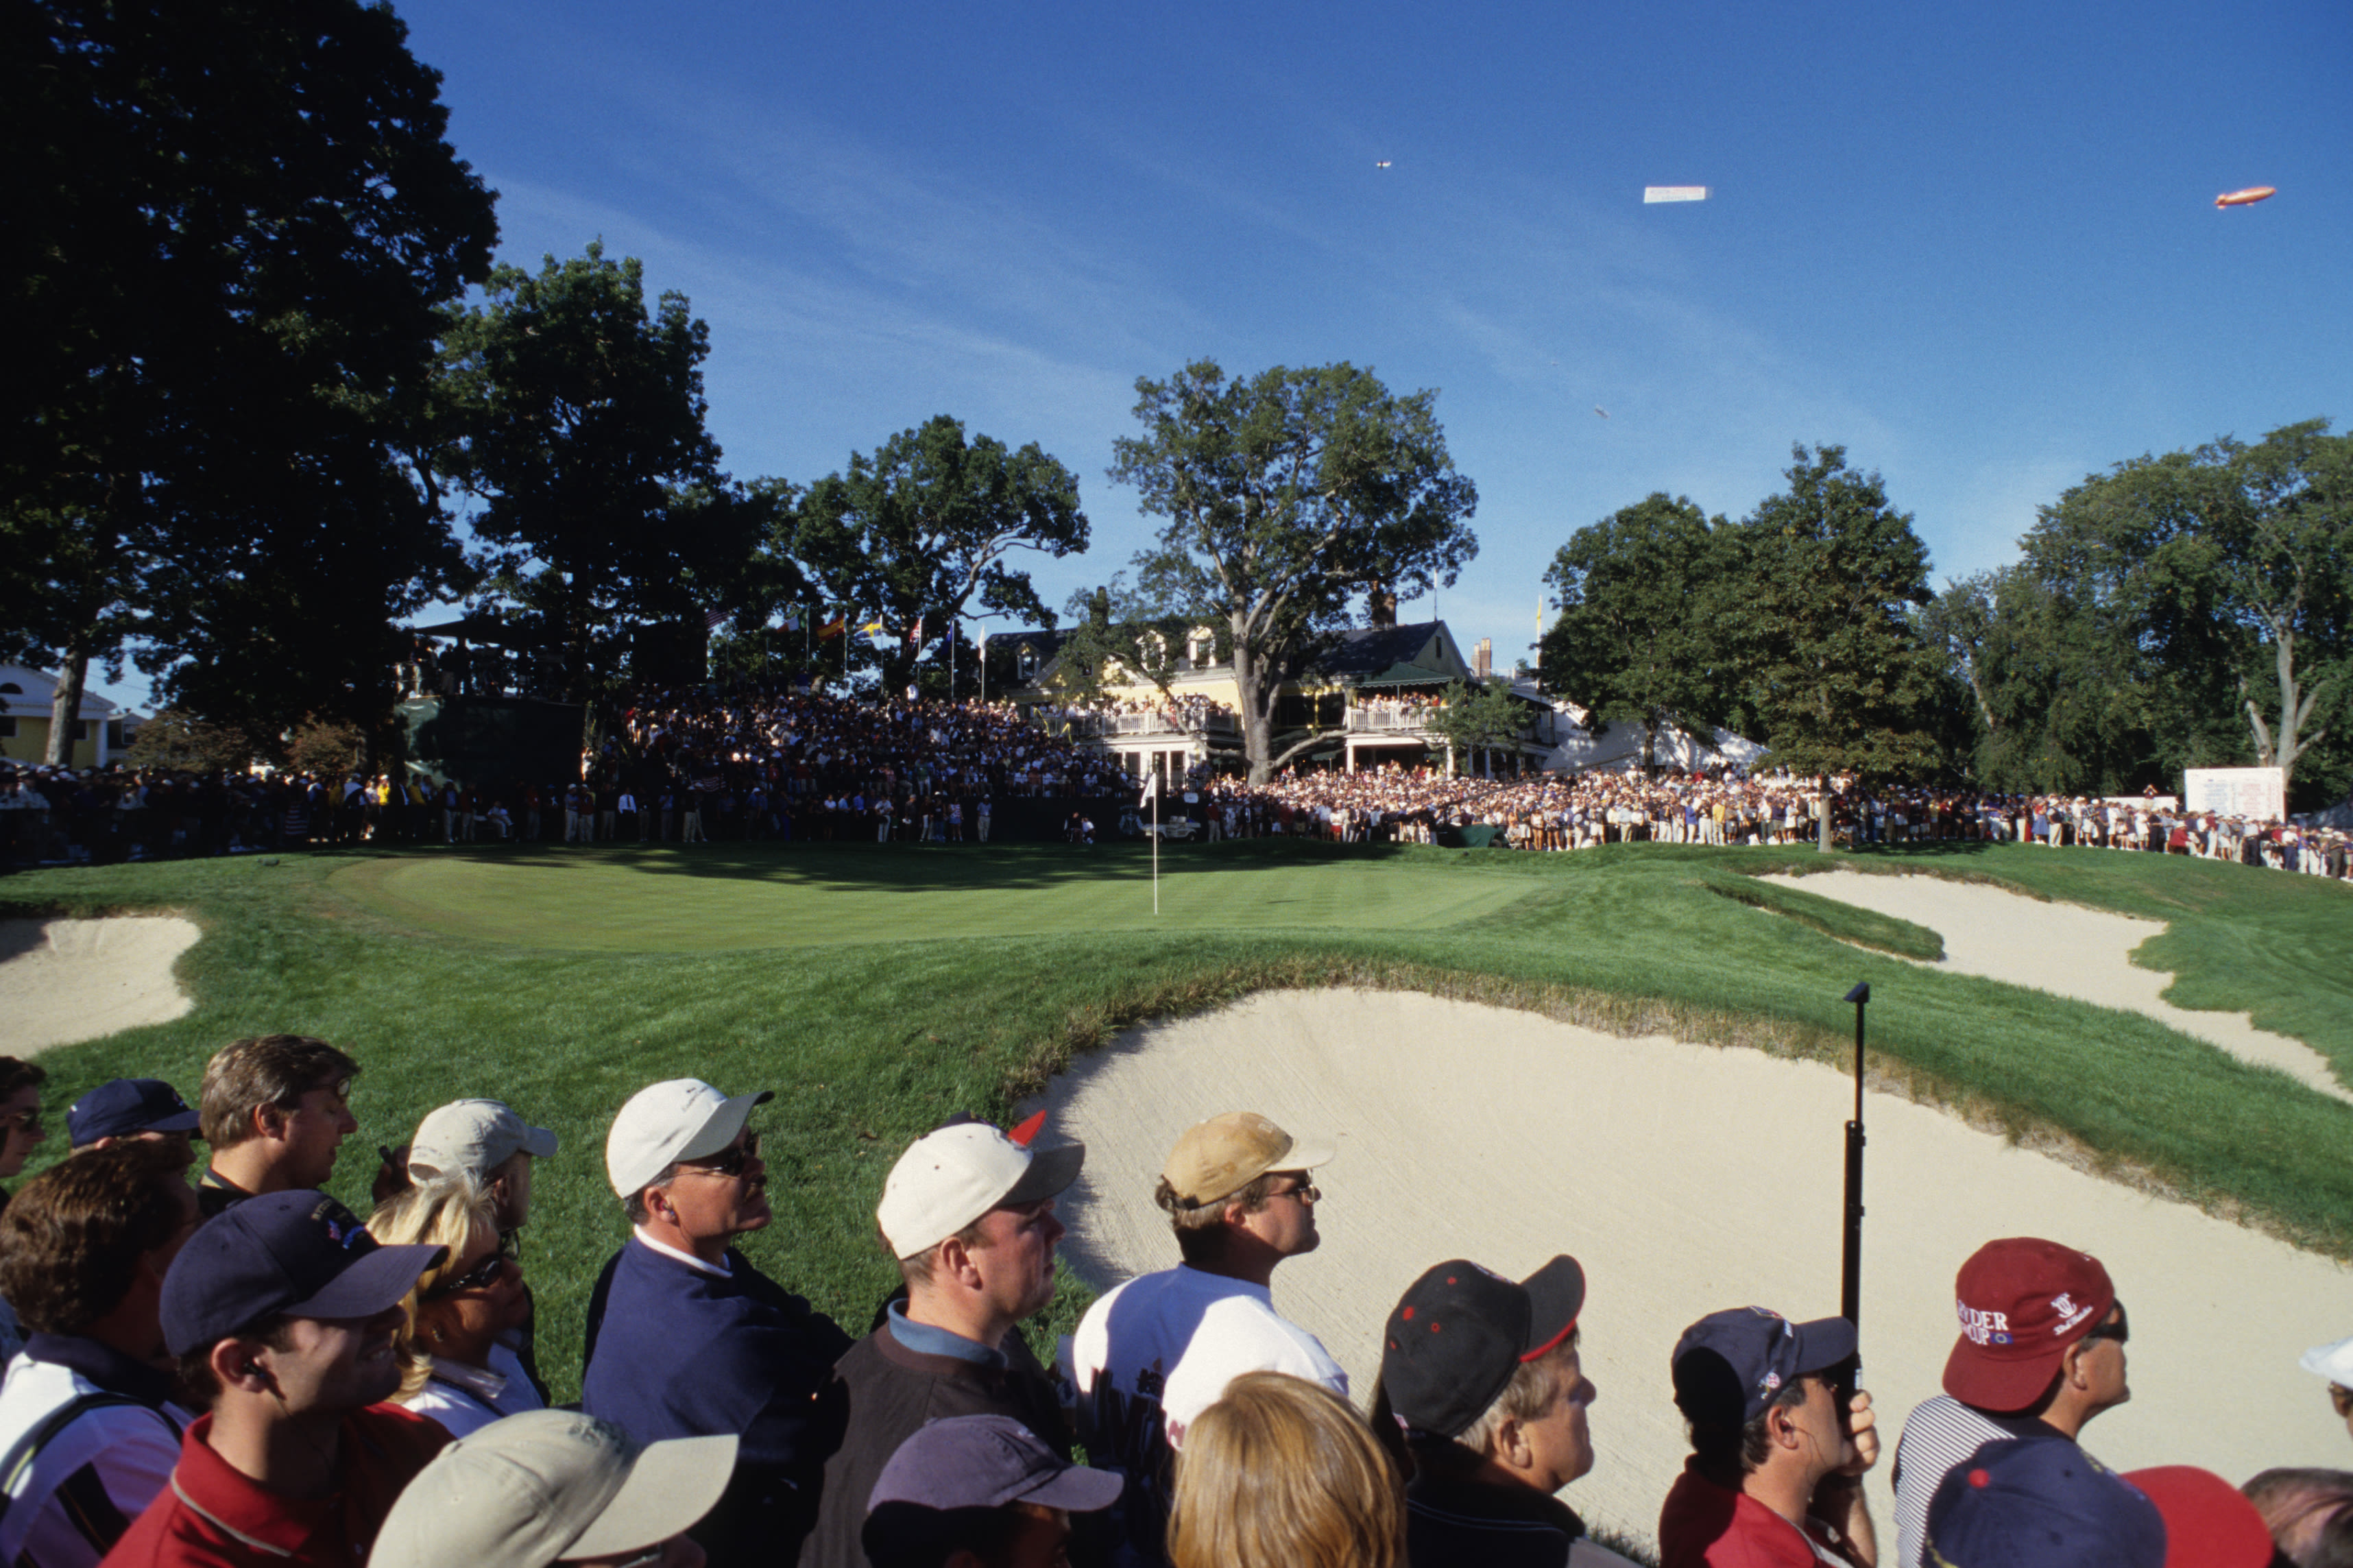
[1033,987,2352,1555]
[0,916,200,1053]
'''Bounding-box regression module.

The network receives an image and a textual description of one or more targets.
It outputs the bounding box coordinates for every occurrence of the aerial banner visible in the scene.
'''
[1643,186,1709,202]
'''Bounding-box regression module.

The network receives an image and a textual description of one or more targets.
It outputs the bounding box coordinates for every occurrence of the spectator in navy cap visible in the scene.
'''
[1926,1439,2271,1568]
[67,1077,201,1161]
[861,1413,1122,1568]
[1375,1255,1636,1567]
[104,1190,452,1568]
[1656,1305,1879,1568]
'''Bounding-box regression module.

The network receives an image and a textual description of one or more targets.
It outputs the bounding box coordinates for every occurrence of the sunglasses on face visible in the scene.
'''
[683,1131,762,1179]
[2083,1301,2129,1345]
[424,1233,518,1299]
[2331,1385,2353,1419]
[5,1109,42,1135]
[1265,1181,1320,1205]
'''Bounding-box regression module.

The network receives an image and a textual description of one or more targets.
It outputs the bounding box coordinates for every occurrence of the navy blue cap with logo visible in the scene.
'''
[67,1078,201,1149]
[160,1190,447,1358]
[1670,1306,1858,1427]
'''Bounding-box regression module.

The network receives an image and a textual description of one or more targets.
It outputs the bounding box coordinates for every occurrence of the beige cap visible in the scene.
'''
[371,1410,735,1568]
[1161,1111,1334,1208]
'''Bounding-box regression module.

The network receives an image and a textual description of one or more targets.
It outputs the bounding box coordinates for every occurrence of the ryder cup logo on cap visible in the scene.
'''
[876,1116,1084,1259]
[1942,1238,2114,1413]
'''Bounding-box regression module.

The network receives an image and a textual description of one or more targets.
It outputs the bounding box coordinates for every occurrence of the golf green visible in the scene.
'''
[328,843,1542,951]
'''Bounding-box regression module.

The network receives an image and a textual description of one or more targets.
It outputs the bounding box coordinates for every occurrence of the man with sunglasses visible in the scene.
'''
[1071,1111,1344,1566]
[1888,1237,2132,1568]
[581,1080,854,1568]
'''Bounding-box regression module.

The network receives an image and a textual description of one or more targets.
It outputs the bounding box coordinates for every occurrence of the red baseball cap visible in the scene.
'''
[2123,1467,2276,1568]
[1942,1238,2115,1412]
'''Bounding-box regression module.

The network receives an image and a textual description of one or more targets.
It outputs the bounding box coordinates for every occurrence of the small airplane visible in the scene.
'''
[1593,407,1610,420]
[2215,186,2276,208]
[1375,160,1393,169]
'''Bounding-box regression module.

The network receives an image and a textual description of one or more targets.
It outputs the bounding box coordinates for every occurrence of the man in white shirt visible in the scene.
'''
[1072,1111,1344,1565]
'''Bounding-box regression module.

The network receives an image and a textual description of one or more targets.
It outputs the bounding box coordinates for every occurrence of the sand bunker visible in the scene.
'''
[1760,868,2350,1102]
[0,917,201,1054]
[1032,989,2351,1552]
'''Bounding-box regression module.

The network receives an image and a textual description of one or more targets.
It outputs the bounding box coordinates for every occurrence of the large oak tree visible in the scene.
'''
[1109,361,1477,784]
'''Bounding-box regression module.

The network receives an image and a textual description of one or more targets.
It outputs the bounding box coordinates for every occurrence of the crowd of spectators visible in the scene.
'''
[7,679,2348,882]
[0,1042,2341,1568]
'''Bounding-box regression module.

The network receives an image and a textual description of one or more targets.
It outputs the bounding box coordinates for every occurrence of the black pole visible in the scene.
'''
[1840,982,1869,1386]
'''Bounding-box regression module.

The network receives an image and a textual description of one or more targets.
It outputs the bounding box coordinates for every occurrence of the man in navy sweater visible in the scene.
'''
[582,1078,853,1568]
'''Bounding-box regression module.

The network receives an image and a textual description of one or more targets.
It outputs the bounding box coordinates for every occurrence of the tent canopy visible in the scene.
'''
[1355,661,1456,689]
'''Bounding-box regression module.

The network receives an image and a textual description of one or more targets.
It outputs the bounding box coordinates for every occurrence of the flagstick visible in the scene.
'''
[1153,777,1160,916]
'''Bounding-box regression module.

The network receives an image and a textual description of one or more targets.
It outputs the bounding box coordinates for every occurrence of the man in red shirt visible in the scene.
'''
[101,1190,451,1568]
[1657,1306,1881,1568]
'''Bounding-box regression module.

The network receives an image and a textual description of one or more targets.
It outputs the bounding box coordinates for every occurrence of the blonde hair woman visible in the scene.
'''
[367,1172,541,1438]
[1169,1371,1405,1568]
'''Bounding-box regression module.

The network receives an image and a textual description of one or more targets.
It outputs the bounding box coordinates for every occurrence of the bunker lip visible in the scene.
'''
[1757,868,2349,1102]
[1031,987,2352,1552]
[0,915,201,1054]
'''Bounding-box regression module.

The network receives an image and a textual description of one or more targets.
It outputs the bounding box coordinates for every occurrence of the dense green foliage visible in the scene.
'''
[784,417,1090,695]
[1942,421,2353,807]
[2,0,498,749]
[5,840,2347,1408]
[1538,452,1951,780]
[1109,361,1480,783]
[1539,493,1732,769]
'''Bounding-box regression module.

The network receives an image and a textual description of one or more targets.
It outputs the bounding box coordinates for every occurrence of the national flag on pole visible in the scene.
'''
[704,607,729,631]
[782,607,804,631]
[908,615,924,647]
[818,615,847,640]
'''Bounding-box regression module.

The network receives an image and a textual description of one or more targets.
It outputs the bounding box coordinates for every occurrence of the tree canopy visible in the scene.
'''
[787,416,1089,694]
[1109,360,1477,784]
[1943,420,2353,804]
[435,244,747,702]
[1538,492,1730,771]
[3,0,498,753]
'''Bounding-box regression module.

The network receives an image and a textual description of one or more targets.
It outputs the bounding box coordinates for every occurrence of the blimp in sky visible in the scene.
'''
[2215,186,2276,208]
[1643,185,1709,203]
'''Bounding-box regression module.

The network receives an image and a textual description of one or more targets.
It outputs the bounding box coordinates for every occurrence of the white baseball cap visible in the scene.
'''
[605,1079,773,1198]
[876,1120,1084,1259]
[2302,1334,2353,1385]
[372,1410,735,1568]
[408,1100,559,1183]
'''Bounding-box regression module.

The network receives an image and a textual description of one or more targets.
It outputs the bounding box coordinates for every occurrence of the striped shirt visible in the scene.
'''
[1890,1396,2078,1568]
[0,1340,189,1568]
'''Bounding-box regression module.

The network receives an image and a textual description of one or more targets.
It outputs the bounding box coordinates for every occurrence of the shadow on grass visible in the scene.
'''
[316,835,1515,897]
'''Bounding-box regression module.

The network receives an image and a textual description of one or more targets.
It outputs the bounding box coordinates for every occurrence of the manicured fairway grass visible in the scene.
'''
[3,836,2346,1404]
[329,842,1541,950]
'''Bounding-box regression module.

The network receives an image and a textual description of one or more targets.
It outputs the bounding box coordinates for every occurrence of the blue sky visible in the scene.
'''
[102,0,2353,708]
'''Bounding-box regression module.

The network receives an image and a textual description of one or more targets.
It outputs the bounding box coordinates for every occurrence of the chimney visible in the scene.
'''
[1474,638,1491,679]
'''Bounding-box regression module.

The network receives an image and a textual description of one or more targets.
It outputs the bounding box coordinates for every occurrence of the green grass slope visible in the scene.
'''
[3,838,2345,1402]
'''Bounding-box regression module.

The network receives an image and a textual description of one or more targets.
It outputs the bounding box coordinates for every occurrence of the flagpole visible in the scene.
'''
[1152,771,1160,917]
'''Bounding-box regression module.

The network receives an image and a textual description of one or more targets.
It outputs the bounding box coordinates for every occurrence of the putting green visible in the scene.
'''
[328,843,1541,952]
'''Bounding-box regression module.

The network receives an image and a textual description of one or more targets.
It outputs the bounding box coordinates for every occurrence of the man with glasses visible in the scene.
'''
[582,1079,854,1568]
[1072,1111,1344,1565]
[1888,1237,2132,1568]
[797,1115,1085,1568]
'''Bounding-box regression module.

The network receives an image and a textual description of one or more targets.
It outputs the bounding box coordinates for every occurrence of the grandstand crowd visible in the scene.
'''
[0,1038,2341,1568]
[6,685,2348,880]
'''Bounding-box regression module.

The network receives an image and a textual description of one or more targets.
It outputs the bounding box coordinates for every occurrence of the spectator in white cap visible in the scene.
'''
[372,1410,736,1568]
[798,1113,1083,1568]
[2302,1334,2353,1442]
[580,1079,852,1568]
[370,1174,546,1437]
[397,1097,560,1234]
[1071,1111,1344,1567]
[374,1097,562,1401]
